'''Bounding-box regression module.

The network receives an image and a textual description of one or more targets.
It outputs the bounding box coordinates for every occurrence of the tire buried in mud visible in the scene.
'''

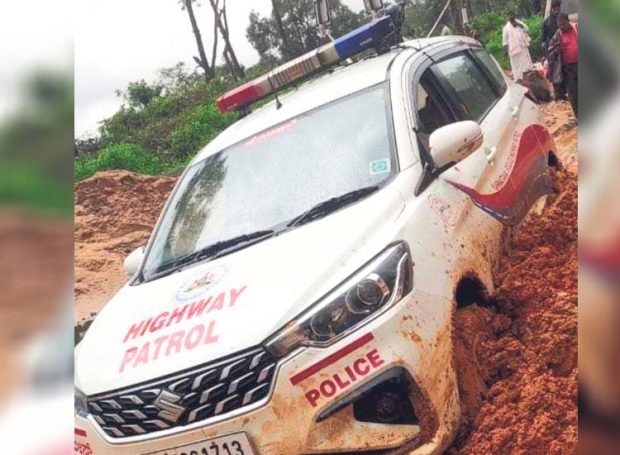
[452,304,495,428]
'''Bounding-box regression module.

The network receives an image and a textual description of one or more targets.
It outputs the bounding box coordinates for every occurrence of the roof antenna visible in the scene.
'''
[267,75,283,110]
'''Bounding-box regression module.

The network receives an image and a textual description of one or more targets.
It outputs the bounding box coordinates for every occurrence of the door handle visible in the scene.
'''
[485,146,498,163]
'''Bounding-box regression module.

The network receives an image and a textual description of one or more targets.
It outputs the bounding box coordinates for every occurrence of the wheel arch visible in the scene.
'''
[454,272,492,309]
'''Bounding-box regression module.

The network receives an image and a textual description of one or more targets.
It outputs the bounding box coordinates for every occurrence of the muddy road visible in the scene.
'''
[74,100,578,453]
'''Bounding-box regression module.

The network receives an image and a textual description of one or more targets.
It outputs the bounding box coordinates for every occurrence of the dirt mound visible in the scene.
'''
[451,171,578,454]
[0,213,72,339]
[74,171,176,322]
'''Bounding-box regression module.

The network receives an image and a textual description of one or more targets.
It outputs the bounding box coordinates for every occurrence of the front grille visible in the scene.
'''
[86,347,277,438]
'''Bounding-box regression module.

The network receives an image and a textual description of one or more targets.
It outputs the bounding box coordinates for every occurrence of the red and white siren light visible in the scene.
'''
[215,0,393,114]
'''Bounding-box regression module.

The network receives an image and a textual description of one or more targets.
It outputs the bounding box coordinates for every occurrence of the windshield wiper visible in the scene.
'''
[149,230,276,280]
[287,186,380,229]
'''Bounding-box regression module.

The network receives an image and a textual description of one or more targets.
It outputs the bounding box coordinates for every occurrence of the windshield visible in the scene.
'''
[141,84,396,281]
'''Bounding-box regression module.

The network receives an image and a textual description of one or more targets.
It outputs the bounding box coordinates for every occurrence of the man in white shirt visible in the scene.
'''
[502,11,532,81]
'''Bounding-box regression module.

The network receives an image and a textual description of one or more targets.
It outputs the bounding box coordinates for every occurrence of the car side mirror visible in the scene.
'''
[429,121,484,169]
[124,246,145,276]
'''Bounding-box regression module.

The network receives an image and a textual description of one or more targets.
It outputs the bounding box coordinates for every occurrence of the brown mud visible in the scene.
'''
[449,170,577,454]
[74,170,176,322]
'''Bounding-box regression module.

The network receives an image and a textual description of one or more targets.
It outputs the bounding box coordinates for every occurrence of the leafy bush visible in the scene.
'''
[75,143,166,181]
[471,12,544,70]
[169,103,236,159]
[0,165,73,215]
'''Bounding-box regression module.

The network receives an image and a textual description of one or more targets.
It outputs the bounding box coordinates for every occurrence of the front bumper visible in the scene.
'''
[74,290,459,454]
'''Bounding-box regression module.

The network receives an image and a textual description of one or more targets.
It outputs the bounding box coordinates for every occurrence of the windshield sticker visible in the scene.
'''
[245,118,298,148]
[119,285,247,373]
[369,158,391,175]
[176,265,228,302]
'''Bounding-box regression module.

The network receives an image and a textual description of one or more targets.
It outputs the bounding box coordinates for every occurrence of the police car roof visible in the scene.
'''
[192,36,471,165]
[191,49,400,165]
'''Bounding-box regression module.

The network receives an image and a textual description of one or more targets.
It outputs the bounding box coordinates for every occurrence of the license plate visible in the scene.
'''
[148,432,256,455]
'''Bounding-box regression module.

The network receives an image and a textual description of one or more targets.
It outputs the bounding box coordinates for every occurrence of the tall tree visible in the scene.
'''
[208,0,245,79]
[247,0,365,62]
[271,0,293,58]
[179,0,214,80]
[450,0,464,34]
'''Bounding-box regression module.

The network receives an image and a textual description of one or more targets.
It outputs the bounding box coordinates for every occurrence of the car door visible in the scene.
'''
[427,46,552,227]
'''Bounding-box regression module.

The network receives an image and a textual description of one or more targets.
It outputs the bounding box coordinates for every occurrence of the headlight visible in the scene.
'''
[265,242,412,357]
[75,388,88,416]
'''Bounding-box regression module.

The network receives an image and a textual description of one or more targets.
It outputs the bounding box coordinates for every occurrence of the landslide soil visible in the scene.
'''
[449,169,577,454]
[74,171,176,323]
[74,100,578,453]
[447,100,578,454]
[0,211,72,403]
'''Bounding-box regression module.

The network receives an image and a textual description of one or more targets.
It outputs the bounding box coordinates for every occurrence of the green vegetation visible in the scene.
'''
[75,63,241,181]
[247,0,365,65]
[1,71,73,216]
[0,164,72,215]
[75,143,172,181]
[470,12,544,69]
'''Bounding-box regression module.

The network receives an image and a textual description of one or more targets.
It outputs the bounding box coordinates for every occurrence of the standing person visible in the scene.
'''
[542,0,567,100]
[557,13,578,118]
[502,12,532,82]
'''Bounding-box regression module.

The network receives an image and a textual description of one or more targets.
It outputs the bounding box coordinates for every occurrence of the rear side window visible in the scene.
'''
[473,49,508,94]
[416,72,454,135]
[433,53,500,122]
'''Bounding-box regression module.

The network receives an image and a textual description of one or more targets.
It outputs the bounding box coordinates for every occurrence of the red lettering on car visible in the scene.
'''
[299,347,385,407]
[165,330,185,356]
[184,324,204,350]
[119,347,138,373]
[352,357,370,376]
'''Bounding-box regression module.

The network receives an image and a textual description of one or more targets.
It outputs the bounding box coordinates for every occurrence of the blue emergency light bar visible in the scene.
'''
[216,15,396,113]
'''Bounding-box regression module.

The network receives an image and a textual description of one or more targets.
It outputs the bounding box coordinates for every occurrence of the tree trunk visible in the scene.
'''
[271,0,292,59]
[450,0,464,35]
[222,49,235,79]
[211,1,220,70]
[464,0,473,19]
[221,2,244,77]
[183,0,213,80]
[209,0,245,78]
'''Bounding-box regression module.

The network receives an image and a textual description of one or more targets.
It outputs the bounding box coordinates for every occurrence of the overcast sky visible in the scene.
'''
[76,0,363,137]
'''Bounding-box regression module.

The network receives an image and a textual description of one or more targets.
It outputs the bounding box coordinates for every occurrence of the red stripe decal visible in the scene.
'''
[448,124,555,226]
[290,332,375,386]
[74,428,87,437]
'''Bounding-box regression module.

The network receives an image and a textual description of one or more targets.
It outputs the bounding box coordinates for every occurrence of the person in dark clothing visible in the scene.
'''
[532,0,542,14]
[557,13,578,118]
[542,0,567,100]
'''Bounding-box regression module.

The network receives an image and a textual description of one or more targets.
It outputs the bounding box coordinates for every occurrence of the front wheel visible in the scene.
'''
[453,305,494,427]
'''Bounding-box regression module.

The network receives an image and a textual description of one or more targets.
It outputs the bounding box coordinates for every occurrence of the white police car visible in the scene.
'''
[75,14,558,455]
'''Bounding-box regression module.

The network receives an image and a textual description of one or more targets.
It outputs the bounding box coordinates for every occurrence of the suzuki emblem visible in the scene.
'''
[154,390,186,423]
